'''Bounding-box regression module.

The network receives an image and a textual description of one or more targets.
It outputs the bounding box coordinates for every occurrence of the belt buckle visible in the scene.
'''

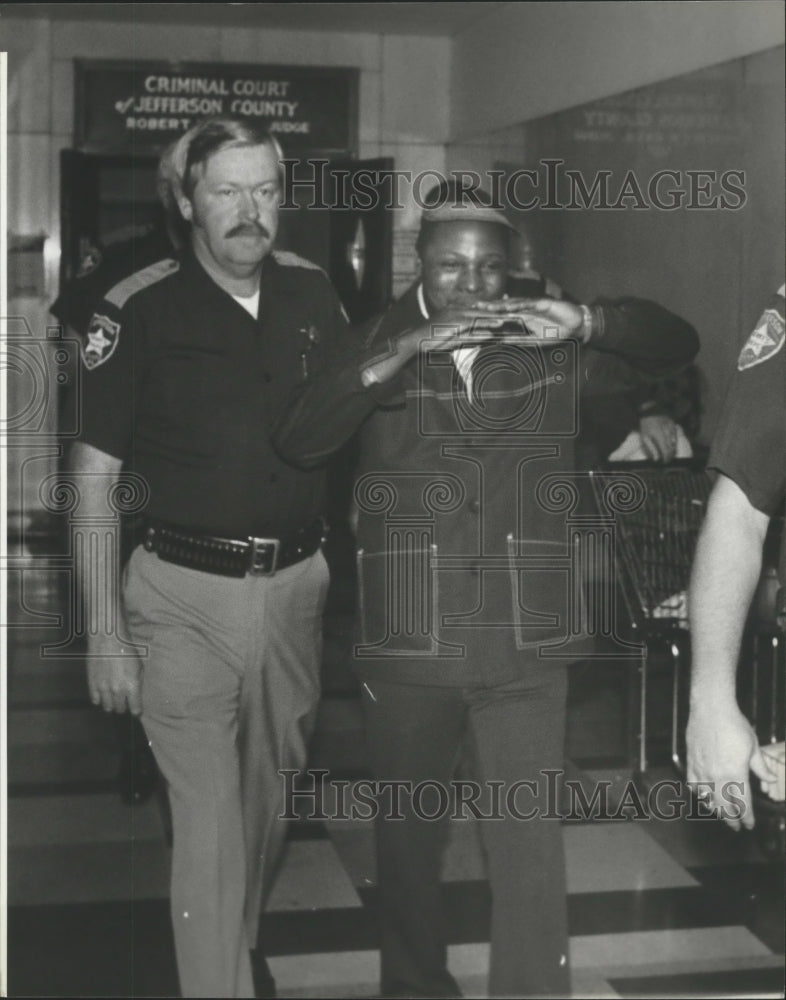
[249,536,280,576]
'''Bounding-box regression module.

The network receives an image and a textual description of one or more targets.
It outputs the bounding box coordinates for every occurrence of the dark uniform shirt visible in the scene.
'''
[709,285,786,518]
[50,222,176,335]
[709,285,786,599]
[78,248,348,539]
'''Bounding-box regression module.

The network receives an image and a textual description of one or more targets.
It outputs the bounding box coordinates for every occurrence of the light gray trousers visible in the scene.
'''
[123,545,328,998]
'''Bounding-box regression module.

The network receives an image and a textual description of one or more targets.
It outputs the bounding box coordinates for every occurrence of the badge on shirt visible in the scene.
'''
[82,313,120,370]
[738,292,785,371]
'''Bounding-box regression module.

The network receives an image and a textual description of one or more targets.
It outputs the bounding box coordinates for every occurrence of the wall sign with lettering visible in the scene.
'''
[75,60,358,155]
[561,74,743,160]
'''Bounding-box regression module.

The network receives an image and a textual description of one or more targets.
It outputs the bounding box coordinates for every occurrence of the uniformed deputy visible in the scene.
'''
[69,116,348,998]
[687,283,786,828]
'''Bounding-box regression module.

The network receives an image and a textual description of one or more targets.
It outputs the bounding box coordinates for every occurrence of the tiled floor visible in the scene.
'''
[6,571,785,998]
[8,730,785,996]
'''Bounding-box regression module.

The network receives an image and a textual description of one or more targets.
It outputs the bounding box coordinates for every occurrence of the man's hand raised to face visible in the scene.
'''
[418,307,507,352]
[470,297,591,342]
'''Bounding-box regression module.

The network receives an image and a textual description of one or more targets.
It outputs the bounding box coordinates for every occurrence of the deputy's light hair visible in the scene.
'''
[154,135,197,249]
[176,115,284,199]
[156,138,185,211]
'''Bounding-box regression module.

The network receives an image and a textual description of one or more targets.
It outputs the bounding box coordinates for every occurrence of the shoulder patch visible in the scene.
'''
[271,249,324,273]
[104,258,180,310]
[82,313,120,370]
[738,287,786,371]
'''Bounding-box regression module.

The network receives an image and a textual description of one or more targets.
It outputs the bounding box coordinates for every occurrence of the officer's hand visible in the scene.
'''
[639,414,678,462]
[87,637,143,716]
[471,297,585,341]
[686,700,775,831]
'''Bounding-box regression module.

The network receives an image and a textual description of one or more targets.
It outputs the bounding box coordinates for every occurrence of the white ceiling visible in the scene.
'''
[1,2,508,37]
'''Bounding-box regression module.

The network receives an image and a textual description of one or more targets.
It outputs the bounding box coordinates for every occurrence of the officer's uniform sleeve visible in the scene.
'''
[51,229,171,335]
[50,277,98,334]
[50,244,131,334]
[77,298,143,461]
[49,247,106,332]
[709,286,786,516]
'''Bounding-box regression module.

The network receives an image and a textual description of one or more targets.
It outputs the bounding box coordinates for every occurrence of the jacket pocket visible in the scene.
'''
[354,545,465,660]
[507,535,582,651]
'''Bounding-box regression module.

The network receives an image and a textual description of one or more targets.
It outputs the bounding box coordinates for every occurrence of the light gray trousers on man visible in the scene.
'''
[123,545,329,998]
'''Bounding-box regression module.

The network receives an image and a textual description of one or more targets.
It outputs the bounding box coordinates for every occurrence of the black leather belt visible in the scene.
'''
[142,518,328,578]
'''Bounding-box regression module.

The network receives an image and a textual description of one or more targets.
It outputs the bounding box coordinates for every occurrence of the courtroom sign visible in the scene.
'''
[560,73,743,161]
[75,60,358,155]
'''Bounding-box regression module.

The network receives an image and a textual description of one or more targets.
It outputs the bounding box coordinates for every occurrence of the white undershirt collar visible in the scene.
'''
[231,288,260,319]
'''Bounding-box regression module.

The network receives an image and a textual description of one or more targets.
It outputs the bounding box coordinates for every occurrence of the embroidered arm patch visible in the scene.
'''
[81,313,120,370]
[738,287,785,371]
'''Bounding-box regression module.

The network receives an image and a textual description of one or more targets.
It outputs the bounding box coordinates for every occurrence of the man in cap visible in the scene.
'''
[273,181,698,997]
[69,116,348,997]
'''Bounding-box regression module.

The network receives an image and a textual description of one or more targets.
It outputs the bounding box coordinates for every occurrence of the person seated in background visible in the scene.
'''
[507,227,701,467]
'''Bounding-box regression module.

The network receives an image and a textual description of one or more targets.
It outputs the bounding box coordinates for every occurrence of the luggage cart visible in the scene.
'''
[591,461,785,854]
[590,460,711,775]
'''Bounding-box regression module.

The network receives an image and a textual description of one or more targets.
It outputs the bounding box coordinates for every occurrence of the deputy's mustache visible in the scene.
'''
[225,222,271,239]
